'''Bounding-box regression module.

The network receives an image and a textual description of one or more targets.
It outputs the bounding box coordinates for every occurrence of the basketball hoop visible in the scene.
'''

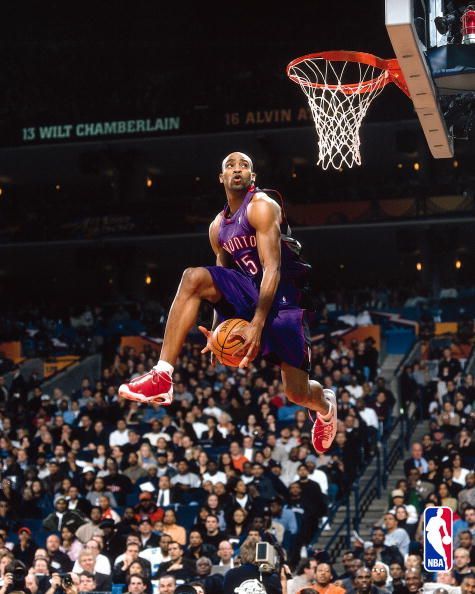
[286,51,410,170]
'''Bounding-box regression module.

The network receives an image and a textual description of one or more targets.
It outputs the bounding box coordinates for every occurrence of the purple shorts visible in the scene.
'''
[206,266,311,372]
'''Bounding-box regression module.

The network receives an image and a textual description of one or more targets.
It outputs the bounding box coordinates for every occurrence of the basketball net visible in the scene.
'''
[287,52,409,170]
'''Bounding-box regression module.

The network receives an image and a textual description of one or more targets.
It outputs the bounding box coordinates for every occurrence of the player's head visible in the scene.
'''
[219,152,256,191]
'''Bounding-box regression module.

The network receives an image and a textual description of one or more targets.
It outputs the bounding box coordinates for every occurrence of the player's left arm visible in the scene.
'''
[234,194,282,368]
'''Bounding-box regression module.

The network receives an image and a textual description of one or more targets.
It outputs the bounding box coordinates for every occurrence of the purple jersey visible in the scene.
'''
[218,186,310,307]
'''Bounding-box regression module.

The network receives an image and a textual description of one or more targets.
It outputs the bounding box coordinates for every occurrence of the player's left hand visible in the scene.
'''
[198,325,216,367]
[230,322,262,368]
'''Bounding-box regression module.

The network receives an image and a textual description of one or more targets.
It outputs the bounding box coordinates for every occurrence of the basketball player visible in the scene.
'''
[119,152,337,453]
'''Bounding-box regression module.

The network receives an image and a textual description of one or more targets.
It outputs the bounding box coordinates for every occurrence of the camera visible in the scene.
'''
[5,561,27,592]
[58,574,73,587]
[255,542,277,573]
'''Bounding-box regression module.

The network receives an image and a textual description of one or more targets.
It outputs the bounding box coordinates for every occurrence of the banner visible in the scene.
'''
[9,105,315,147]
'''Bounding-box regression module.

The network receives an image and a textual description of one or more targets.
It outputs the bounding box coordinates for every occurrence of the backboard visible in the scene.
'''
[385,0,454,158]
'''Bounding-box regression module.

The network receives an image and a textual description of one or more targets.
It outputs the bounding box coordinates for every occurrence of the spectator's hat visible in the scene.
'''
[54,493,67,504]
[139,491,153,501]
[306,454,318,466]
[82,466,96,474]
[269,461,281,468]
[99,519,115,529]
[41,393,51,400]
[391,489,405,499]
[17,527,31,535]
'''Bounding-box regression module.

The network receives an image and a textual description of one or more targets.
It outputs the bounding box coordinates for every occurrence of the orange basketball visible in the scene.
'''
[209,318,250,367]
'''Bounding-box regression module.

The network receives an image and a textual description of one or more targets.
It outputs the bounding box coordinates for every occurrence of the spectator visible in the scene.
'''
[404,443,428,476]
[297,562,345,594]
[288,559,318,594]
[60,526,83,562]
[161,509,186,546]
[12,527,37,567]
[211,540,235,576]
[126,573,148,594]
[139,533,172,575]
[453,547,473,584]
[194,556,224,594]
[382,513,410,557]
[157,541,196,581]
[72,539,111,575]
[45,534,72,573]
[185,531,217,563]
[158,574,176,594]
[74,549,111,590]
[138,518,160,549]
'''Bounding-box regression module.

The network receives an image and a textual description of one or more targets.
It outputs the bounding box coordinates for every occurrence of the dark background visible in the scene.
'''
[0,1,474,308]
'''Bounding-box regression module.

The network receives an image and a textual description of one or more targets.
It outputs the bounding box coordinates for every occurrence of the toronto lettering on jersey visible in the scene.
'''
[222,234,257,254]
[21,117,180,143]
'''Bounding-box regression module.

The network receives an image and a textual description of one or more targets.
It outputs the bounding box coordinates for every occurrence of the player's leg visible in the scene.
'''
[280,363,337,454]
[119,267,221,403]
[280,363,328,412]
[160,267,221,364]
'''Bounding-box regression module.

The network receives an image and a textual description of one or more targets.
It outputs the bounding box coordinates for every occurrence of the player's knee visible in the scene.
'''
[181,267,210,295]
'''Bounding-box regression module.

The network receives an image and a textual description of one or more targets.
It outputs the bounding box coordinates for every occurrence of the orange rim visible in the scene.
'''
[286,50,410,97]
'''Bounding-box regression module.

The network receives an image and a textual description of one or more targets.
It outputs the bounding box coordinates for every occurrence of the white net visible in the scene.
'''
[288,56,390,170]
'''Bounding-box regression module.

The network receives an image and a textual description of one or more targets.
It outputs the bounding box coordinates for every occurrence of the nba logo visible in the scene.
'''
[423,506,453,572]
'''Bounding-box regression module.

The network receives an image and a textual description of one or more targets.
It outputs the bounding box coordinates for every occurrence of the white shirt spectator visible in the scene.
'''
[109,428,129,447]
[202,470,227,485]
[72,554,111,575]
[171,472,200,489]
[156,488,172,507]
[192,421,208,439]
[309,468,329,495]
[203,405,223,419]
[359,407,379,431]
[385,528,410,556]
[345,383,364,399]
[139,547,170,575]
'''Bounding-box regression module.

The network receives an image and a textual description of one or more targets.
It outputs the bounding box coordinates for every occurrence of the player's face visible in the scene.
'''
[219,152,255,191]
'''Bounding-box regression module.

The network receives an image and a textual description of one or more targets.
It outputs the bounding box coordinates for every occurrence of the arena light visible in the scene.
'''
[397,163,403,169]
[453,160,459,168]
[455,259,462,270]
[145,274,152,285]
[416,261,423,271]
[146,177,153,188]
[55,184,61,191]
[0,188,3,196]
[413,162,420,171]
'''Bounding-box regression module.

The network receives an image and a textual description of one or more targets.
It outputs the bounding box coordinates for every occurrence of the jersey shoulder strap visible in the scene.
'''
[260,187,290,234]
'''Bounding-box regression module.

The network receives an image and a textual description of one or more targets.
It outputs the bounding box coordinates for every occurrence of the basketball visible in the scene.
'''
[209,318,250,367]
[442,536,451,545]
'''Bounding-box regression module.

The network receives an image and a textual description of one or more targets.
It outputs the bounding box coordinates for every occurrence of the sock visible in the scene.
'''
[320,389,335,419]
[153,360,174,375]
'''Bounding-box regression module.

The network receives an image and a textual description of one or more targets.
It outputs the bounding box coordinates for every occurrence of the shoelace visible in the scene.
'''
[131,369,173,387]
[312,422,334,441]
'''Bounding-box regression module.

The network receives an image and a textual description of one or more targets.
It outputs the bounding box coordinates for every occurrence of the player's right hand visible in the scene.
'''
[198,326,216,367]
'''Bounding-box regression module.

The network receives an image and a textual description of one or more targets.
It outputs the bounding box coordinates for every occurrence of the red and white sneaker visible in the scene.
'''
[310,389,337,454]
[119,368,173,405]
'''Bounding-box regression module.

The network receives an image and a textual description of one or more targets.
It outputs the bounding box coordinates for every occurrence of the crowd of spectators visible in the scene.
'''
[0,321,472,594]
[0,330,407,594]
